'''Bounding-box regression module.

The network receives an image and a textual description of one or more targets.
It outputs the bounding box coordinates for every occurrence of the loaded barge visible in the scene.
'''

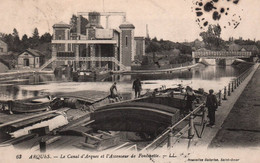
[0,86,208,151]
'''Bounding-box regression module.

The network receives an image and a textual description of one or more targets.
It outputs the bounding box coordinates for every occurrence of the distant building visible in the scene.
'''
[229,43,259,56]
[0,40,8,55]
[17,48,45,68]
[50,12,145,71]
[228,43,241,51]
[240,45,259,56]
[134,37,145,57]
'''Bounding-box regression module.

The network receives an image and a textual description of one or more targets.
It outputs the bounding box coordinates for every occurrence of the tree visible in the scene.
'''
[141,56,149,65]
[31,28,40,47]
[199,24,224,50]
[145,41,161,53]
[21,34,29,50]
[40,32,52,43]
[3,34,14,51]
[152,37,158,42]
[12,28,21,52]
[12,28,19,38]
[32,28,39,40]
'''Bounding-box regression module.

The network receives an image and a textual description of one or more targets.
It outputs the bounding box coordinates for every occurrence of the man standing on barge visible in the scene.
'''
[206,89,218,127]
[132,78,142,98]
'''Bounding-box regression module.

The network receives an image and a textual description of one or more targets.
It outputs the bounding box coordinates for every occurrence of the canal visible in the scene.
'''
[0,63,252,101]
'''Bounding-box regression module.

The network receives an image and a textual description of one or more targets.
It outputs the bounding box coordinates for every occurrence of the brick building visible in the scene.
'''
[50,12,145,71]
[17,48,45,68]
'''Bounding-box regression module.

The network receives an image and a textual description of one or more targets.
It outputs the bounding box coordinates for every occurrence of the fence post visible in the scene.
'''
[231,82,234,92]
[223,87,227,100]
[188,114,195,139]
[237,77,240,85]
[218,90,221,106]
[168,129,174,148]
[228,83,231,96]
[234,80,237,89]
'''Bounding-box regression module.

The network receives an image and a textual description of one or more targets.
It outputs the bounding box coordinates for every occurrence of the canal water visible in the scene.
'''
[0,63,251,101]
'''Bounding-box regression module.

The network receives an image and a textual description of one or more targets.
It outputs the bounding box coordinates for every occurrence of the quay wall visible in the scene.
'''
[0,70,53,81]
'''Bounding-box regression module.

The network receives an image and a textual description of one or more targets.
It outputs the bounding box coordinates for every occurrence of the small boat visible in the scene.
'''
[72,68,112,82]
[0,96,52,113]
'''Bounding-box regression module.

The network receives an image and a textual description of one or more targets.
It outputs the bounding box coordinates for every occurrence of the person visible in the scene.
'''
[206,89,218,127]
[132,78,142,98]
[184,86,196,114]
[109,82,120,102]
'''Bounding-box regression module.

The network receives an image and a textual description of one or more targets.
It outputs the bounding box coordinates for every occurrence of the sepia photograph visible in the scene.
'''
[0,0,259,162]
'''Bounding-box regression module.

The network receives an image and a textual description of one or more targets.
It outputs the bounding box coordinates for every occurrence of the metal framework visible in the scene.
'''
[77,12,127,28]
[38,56,127,71]
[192,51,252,59]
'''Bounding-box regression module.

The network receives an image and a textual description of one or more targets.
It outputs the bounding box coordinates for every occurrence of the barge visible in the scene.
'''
[0,86,207,151]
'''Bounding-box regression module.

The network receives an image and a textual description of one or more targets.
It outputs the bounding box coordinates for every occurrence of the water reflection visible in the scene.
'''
[0,65,252,101]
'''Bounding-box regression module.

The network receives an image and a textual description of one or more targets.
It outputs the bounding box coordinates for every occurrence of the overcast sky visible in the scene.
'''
[0,0,259,42]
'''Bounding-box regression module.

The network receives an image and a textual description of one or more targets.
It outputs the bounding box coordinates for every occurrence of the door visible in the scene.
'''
[24,58,29,67]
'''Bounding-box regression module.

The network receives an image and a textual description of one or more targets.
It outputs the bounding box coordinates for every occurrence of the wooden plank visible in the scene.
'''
[0,110,60,128]
[11,114,57,128]
[81,132,102,141]
[81,120,95,127]
[1,133,37,145]
[0,112,37,124]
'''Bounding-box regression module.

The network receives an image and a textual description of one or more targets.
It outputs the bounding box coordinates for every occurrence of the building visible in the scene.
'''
[134,37,145,57]
[17,48,45,68]
[240,45,259,56]
[50,11,145,71]
[229,43,259,57]
[228,43,242,51]
[0,40,8,55]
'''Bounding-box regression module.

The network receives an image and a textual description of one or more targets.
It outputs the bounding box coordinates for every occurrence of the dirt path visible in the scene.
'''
[209,67,260,148]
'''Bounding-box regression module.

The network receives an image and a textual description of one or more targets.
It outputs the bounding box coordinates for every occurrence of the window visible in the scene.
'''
[68,44,71,51]
[0,48,3,52]
[125,36,128,47]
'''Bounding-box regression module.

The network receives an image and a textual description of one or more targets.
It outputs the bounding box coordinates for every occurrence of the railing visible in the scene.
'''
[56,56,127,71]
[192,51,252,59]
[142,64,256,151]
[38,57,57,71]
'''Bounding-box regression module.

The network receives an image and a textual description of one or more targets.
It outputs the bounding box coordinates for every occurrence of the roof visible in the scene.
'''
[119,21,135,29]
[229,43,259,52]
[53,21,71,28]
[19,48,45,57]
[240,45,259,52]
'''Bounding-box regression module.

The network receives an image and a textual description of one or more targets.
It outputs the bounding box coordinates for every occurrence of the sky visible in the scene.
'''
[0,0,259,42]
